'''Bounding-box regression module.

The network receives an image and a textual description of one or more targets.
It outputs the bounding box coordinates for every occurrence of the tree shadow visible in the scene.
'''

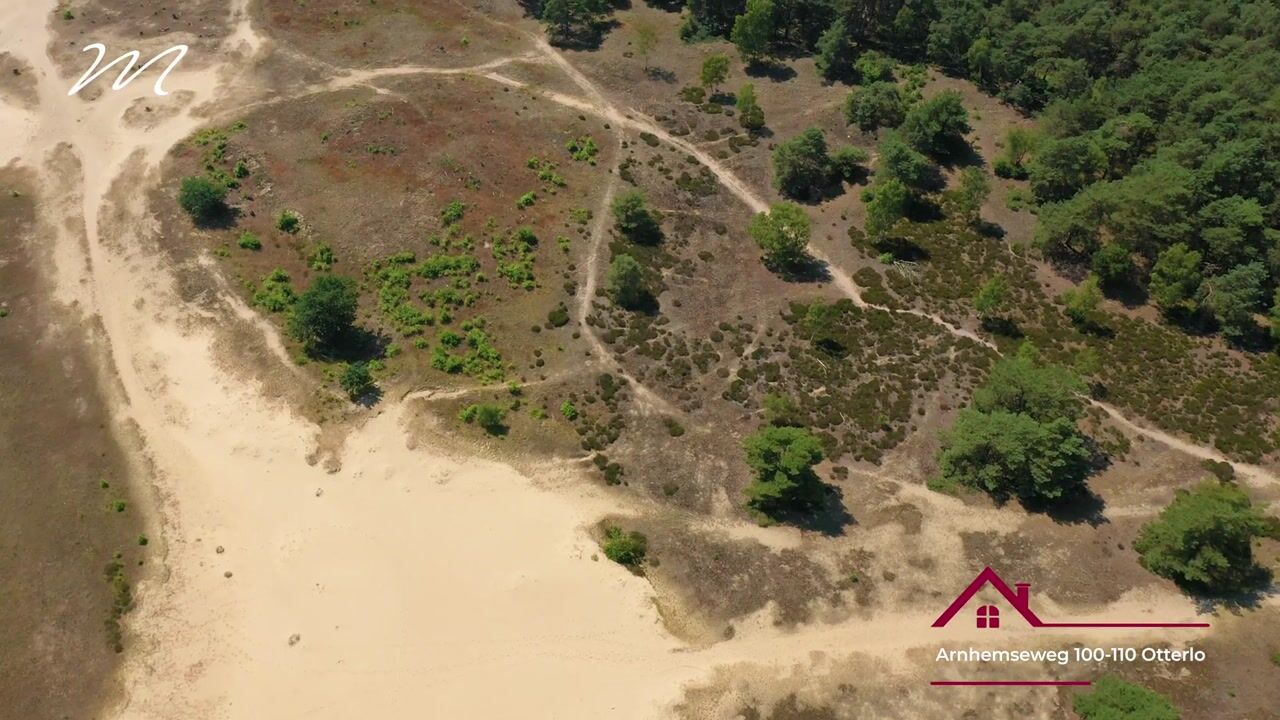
[771,254,832,284]
[744,60,797,82]
[1188,569,1277,613]
[619,291,661,316]
[976,219,1005,238]
[644,67,677,83]
[1034,488,1108,527]
[980,316,1023,338]
[934,138,984,170]
[305,326,388,364]
[548,19,620,51]
[766,483,855,537]
[641,0,683,11]
[875,235,931,262]
[353,384,385,409]
[194,203,239,230]
[1102,279,1148,308]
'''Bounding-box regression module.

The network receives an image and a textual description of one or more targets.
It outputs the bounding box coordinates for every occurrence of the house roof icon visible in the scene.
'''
[931,567,1211,629]
[931,566,1043,627]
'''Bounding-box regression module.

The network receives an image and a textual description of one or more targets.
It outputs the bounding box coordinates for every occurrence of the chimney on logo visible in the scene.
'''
[1014,582,1030,610]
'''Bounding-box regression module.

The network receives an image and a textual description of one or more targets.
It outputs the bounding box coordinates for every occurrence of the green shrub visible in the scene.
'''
[237,231,262,250]
[546,304,570,327]
[441,200,466,225]
[1072,676,1178,720]
[459,403,507,434]
[177,176,227,224]
[276,210,301,233]
[252,269,296,312]
[560,401,579,420]
[602,525,647,568]
[339,361,375,400]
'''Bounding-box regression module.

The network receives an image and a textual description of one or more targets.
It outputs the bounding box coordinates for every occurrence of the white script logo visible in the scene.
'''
[67,43,189,97]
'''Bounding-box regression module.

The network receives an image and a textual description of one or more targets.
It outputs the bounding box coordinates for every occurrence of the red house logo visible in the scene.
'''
[931,567,1210,629]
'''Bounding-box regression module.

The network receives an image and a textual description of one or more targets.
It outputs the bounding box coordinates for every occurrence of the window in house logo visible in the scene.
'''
[932,567,1211,630]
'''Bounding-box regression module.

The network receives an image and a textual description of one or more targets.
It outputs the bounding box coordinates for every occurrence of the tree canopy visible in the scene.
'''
[938,346,1092,504]
[743,425,825,516]
[606,254,647,309]
[772,127,832,200]
[749,202,811,268]
[1134,480,1270,593]
[901,90,970,156]
[288,275,359,354]
[843,82,905,132]
[610,189,660,244]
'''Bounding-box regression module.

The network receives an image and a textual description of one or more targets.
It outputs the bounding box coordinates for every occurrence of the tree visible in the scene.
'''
[1060,274,1104,329]
[1134,480,1269,593]
[829,146,869,182]
[938,408,1091,503]
[178,176,227,224]
[814,18,852,82]
[1035,197,1103,260]
[864,178,910,239]
[1073,676,1180,720]
[973,276,1007,322]
[730,0,774,64]
[1148,243,1203,317]
[955,166,989,224]
[993,127,1037,179]
[339,361,375,401]
[1201,262,1267,340]
[1271,288,1280,343]
[633,21,657,70]
[606,254,647,309]
[901,90,970,155]
[743,425,825,516]
[610,189,660,243]
[973,347,1087,423]
[853,50,894,83]
[749,202,810,267]
[1091,244,1133,289]
[700,54,730,96]
[772,127,831,199]
[540,0,604,44]
[1028,136,1107,202]
[843,82,905,132]
[736,83,766,133]
[876,133,932,189]
[288,275,359,353]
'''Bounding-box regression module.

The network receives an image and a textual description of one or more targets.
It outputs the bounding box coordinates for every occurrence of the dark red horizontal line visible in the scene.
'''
[1037,622,1211,628]
[931,676,1090,681]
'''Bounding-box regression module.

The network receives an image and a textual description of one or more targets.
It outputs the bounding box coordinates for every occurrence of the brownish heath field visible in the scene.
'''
[0,170,145,719]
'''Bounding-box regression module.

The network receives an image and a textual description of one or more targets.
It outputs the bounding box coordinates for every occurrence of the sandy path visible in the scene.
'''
[0,3,692,718]
[0,3,1263,718]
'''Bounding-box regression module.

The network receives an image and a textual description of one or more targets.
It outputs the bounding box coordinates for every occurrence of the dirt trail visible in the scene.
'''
[498,40,1278,489]
[1,3,1266,718]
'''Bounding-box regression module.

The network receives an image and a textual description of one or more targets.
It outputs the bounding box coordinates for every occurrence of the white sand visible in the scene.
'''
[0,2,1238,718]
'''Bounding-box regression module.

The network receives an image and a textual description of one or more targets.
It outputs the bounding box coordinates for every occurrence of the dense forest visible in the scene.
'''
[537,0,1280,346]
